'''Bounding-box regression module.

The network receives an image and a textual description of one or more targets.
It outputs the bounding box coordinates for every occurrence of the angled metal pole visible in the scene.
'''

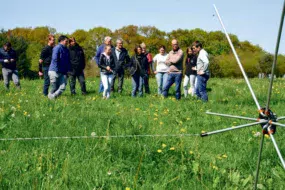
[270,121,285,128]
[277,116,285,121]
[201,121,267,137]
[265,0,285,112]
[206,111,263,122]
[268,127,285,169]
[213,4,262,111]
[254,133,265,190]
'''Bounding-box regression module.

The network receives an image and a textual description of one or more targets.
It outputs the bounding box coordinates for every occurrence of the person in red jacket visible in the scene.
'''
[140,43,153,94]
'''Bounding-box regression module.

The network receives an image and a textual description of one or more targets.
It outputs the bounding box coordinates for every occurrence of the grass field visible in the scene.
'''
[0,77,284,189]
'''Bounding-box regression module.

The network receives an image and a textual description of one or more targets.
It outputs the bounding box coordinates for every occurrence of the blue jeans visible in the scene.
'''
[131,73,145,97]
[196,74,210,102]
[162,72,182,100]
[155,72,168,95]
[43,67,50,96]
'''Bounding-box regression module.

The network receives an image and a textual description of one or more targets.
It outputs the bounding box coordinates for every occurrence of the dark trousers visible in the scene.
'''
[43,67,50,96]
[143,74,150,94]
[196,74,210,102]
[69,71,87,94]
[162,72,182,100]
[111,68,124,92]
[131,73,146,97]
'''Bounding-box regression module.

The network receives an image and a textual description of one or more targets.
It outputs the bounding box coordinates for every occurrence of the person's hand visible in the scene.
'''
[4,59,9,63]
[39,59,43,63]
[197,71,205,75]
[106,66,111,71]
[10,59,15,62]
[192,67,197,71]
[154,71,157,74]
[38,71,43,76]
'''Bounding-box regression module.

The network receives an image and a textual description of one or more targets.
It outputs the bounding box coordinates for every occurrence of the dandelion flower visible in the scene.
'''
[201,130,206,133]
[180,128,186,133]
[189,151,193,155]
[135,108,140,111]
[157,149,162,153]
[265,134,270,139]
[170,147,175,151]
[212,166,218,170]
[126,187,131,190]
[222,154,228,158]
[159,122,163,125]
[154,118,158,120]
[187,118,190,120]
[162,144,167,148]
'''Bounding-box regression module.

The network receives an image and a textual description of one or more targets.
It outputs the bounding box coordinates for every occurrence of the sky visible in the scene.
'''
[0,0,284,54]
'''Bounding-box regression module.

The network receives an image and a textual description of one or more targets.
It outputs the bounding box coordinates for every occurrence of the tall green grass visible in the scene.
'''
[0,78,284,189]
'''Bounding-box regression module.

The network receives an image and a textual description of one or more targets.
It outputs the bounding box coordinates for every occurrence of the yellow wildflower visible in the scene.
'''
[170,147,175,151]
[162,144,167,148]
[126,187,131,190]
[265,134,270,139]
[159,122,163,125]
[189,151,193,155]
[157,149,162,153]
[222,154,228,158]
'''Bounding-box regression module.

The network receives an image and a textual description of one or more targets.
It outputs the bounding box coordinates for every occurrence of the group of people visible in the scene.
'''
[0,35,210,101]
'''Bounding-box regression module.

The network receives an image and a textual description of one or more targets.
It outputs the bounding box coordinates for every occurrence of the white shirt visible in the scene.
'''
[196,49,209,74]
[153,53,169,73]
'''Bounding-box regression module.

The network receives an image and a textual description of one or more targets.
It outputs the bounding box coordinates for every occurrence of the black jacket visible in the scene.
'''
[98,53,116,75]
[40,45,53,67]
[0,48,17,70]
[129,54,148,76]
[185,54,197,76]
[111,47,130,71]
[69,44,85,75]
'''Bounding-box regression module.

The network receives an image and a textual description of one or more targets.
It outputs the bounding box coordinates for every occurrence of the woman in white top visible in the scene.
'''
[152,45,169,95]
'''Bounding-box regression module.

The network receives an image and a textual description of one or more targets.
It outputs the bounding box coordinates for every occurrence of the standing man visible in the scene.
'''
[68,37,87,95]
[0,42,21,90]
[140,43,153,94]
[48,35,71,100]
[110,39,130,93]
[162,39,184,100]
[39,34,55,96]
[95,36,112,93]
[192,41,210,102]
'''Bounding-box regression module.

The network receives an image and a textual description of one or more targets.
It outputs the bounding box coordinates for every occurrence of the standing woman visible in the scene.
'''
[183,47,197,97]
[153,45,169,95]
[129,46,149,97]
[98,45,116,99]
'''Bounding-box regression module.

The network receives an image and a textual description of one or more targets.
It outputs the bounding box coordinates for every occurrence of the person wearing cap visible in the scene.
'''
[0,42,21,90]
[68,37,87,95]
[39,34,55,96]
[94,36,113,93]
[140,42,153,94]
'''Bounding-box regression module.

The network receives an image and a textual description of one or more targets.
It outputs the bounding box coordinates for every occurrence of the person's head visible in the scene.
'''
[104,36,112,45]
[116,39,123,49]
[134,45,142,55]
[186,47,193,55]
[69,37,76,47]
[47,34,55,46]
[58,35,69,46]
[158,45,166,55]
[140,43,147,54]
[104,45,112,55]
[171,39,179,51]
[3,42,11,51]
[192,41,203,54]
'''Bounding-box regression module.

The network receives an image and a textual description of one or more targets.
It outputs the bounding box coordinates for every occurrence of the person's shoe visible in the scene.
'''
[48,93,55,100]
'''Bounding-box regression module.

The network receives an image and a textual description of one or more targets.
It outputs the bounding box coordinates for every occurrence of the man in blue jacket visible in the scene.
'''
[48,35,71,99]
[94,36,112,93]
[0,42,21,90]
[111,39,130,93]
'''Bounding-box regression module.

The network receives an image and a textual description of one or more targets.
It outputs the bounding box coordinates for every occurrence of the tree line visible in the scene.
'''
[0,25,284,78]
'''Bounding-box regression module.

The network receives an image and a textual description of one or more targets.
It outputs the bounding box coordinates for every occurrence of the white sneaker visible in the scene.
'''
[48,93,55,100]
